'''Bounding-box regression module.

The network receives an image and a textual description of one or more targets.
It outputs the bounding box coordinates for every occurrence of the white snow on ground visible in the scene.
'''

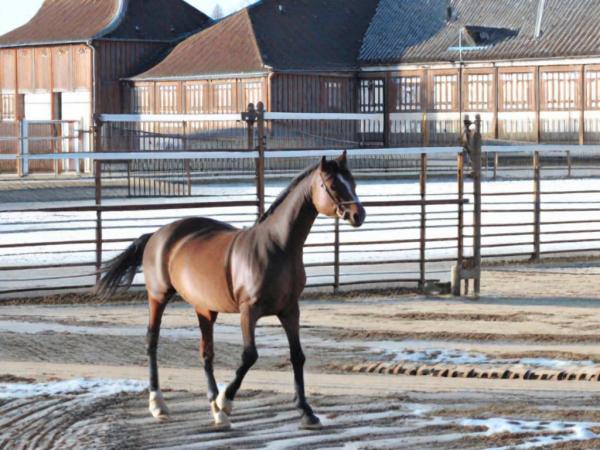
[0,378,145,399]
[461,418,600,450]
[359,341,598,368]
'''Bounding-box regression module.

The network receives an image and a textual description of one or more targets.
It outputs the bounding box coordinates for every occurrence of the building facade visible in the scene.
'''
[0,0,211,125]
[359,0,600,146]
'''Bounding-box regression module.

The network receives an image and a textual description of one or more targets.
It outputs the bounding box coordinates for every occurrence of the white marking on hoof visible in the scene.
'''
[216,390,233,415]
[211,401,231,430]
[148,390,170,421]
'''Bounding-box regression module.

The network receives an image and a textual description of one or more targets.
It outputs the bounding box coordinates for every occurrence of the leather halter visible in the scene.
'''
[320,172,359,219]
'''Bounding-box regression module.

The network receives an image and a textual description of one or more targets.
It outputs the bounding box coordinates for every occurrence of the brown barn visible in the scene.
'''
[359,0,600,146]
[126,0,378,116]
[0,0,211,127]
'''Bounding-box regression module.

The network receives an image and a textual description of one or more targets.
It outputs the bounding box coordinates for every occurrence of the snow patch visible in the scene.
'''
[0,378,146,399]
[460,418,600,450]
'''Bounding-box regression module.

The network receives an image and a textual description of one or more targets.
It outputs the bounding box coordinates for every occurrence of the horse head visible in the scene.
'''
[312,151,366,228]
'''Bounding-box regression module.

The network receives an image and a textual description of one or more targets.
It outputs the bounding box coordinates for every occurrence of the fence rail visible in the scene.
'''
[3,107,600,298]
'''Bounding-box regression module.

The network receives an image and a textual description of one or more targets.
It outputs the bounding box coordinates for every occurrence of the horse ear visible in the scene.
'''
[320,156,327,172]
[336,150,348,170]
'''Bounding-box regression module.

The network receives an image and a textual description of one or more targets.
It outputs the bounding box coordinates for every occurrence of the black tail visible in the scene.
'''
[95,233,153,300]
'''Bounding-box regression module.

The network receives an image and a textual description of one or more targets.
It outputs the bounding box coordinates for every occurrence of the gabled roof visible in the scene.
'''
[132,0,379,80]
[360,0,600,65]
[0,0,212,48]
[134,9,265,80]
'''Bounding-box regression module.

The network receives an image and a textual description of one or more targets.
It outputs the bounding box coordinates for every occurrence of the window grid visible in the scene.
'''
[501,73,533,111]
[467,74,492,110]
[0,94,15,120]
[393,76,421,112]
[542,72,578,110]
[359,79,384,113]
[130,87,151,114]
[325,81,342,111]
[433,75,457,111]
[243,82,263,108]
[185,84,205,114]
[586,72,600,109]
[215,84,233,113]
[158,85,178,114]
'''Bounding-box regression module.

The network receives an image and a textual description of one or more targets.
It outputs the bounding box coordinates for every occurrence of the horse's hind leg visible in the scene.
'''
[196,309,230,429]
[147,292,172,421]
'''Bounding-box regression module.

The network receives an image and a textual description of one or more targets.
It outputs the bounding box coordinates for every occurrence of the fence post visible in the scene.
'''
[19,120,29,177]
[493,152,499,180]
[334,217,340,294]
[532,151,541,261]
[472,115,482,297]
[452,150,465,296]
[566,150,572,178]
[94,117,103,284]
[419,152,427,292]
[256,102,266,218]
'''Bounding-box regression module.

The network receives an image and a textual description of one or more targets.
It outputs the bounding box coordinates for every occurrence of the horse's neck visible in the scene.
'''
[259,174,317,251]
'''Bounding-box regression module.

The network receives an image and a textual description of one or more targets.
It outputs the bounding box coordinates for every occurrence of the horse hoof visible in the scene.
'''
[213,411,231,430]
[299,414,322,430]
[149,390,170,421]
[216,390,233,415]
[211,401,231,430]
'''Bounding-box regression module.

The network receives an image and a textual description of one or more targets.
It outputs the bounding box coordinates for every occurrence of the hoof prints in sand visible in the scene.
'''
[3,389,600,449]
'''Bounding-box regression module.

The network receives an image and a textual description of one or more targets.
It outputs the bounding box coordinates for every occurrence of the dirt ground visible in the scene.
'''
[2,264,600,449]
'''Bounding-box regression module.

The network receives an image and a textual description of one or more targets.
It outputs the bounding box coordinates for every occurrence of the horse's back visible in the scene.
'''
[143,217,238,308]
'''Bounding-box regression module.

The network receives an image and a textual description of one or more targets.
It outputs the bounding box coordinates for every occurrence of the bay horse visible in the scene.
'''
[95,152,365,430]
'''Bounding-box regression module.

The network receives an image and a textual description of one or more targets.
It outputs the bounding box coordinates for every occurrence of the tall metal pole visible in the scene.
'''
[256,102,266,218]
[419,152,427,292]
[452,150,465,296]
[533,151,541,261]
[472,115,482,297]
[94,117,103,284]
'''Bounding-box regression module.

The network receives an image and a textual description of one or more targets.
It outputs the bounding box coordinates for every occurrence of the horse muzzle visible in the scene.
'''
[338,204,365,228]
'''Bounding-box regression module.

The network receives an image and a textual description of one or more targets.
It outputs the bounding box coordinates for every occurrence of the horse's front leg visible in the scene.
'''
[278,306,321,430]
[217,304,259,416]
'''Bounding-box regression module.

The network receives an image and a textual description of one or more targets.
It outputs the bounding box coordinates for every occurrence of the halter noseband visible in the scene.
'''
[320,172,359,220]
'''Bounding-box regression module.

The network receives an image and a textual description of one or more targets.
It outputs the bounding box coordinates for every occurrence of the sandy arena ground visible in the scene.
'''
[2,264,600,449]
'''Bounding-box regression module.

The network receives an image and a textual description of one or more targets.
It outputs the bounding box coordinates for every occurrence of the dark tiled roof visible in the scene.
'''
[251,0,379,72]
[360,0,600,64]
[0,0,211,47]
[102,0,212,41]
[133,0,379,80]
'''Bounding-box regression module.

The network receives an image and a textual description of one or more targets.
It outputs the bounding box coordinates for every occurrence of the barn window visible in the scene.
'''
[324,81,342,112]
[130,86,151,114]
[158,85,178,114]
[467,74,493,110]
[393,76,421,112]
[185,84,205,113]
[243,82,263,108]
[433,75,457,111]
[501,72,533,111]
[542,72,578,110]
[359,79,384,113]
[587,71,600,109]
[215,84,233,113]
[0,93,15,121]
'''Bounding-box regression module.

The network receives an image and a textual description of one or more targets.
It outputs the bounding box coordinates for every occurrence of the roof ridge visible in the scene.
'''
[94,0,128,39]
[244,5,268,70]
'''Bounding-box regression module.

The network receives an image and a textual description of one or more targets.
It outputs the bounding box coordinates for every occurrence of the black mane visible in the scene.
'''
[258,163,319,223]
